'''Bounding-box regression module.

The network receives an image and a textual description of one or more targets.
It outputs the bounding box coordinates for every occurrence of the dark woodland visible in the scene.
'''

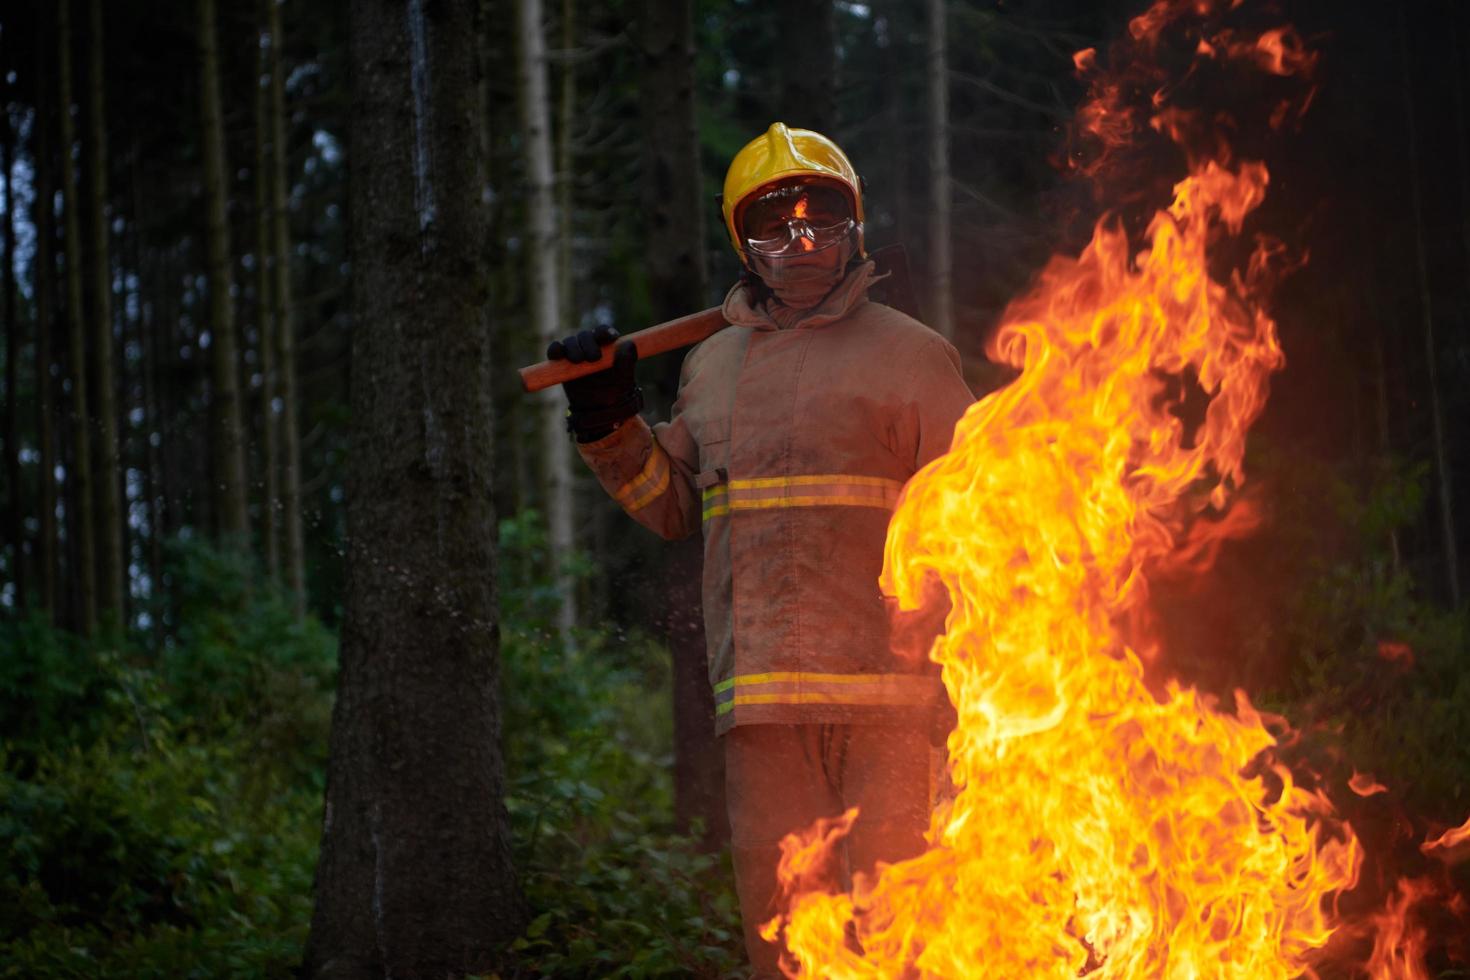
[0,0,1467,975]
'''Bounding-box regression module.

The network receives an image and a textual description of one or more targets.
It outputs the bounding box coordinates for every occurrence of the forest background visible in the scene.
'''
[0,0,1467,976]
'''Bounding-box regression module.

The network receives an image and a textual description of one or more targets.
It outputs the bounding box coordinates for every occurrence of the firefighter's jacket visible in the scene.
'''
[578,261,974,734]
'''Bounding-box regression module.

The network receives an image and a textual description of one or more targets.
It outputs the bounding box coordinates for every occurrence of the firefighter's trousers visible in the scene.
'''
[724,723,931,978]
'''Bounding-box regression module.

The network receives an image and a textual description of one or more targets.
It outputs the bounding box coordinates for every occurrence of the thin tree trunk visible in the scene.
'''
[636,0,727,847]
[880,2,910,255]
[556,0,582,616]
[157,246,184,567]
[59,0,98,634]
[85,0,125,619]
[926,0,953,339]
[255,5,281,580]
[516,0,578,639]
[557,0,573,325]
[306,2,524,972]
[35,46,59,623]
[777,0,836,133]
[1398,9,1460,607]
[129,150,164,631]
[3,98,22,610]
[1372,330,1402,571]
[268,0,307,613]
[198,0,250,546]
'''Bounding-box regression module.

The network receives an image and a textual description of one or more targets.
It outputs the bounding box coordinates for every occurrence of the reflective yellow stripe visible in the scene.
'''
[728,474,900,490]
[703,485,730,520]
[714,670,928,692]
[713,671,936,715]
[615,446,672,513]
[701,474,903,521]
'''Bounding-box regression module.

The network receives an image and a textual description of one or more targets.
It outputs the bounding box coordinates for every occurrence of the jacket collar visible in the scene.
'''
[721,260,878,332]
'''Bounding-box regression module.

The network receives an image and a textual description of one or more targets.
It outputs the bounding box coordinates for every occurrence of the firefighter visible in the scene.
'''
[548,122,974,976]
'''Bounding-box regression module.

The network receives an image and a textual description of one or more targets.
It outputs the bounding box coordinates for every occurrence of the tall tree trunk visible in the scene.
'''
[1373,329,1402,572]
[777,0,836,133]
[157,245,185,629]
[129,151,165,632]
[556,0,573,332]
[2,96,22,610]
[85,0,125,619]
[59,0,98,634]
[1398,9,1460,607]
[635,0,727,847]
[516,0,578,639]
[267,0,308,614]
[35,48,59,623]
[880,2,911,255]
[198,0,250,546]
[926,0,953,339]
[306,1,524,973]
[255,5,281,580]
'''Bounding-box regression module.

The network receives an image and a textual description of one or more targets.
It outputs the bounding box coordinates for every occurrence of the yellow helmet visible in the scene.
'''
[721,122,865,267]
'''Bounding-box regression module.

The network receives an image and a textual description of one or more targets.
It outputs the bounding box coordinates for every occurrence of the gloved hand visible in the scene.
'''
[546,325,642,443]
[884,575,954,748]
[930,694,958,749]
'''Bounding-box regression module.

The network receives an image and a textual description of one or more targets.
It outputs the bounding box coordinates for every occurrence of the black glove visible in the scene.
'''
[930,694,958,748]
[546,325,642,443]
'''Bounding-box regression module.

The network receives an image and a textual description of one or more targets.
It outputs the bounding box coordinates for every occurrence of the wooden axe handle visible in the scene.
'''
[518,306,727,393]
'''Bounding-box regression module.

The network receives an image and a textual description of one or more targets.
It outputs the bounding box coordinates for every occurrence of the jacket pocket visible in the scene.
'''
[696,417,731,473]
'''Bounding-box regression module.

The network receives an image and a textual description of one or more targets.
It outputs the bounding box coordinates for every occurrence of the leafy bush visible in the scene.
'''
[498,511,744,978]
[1,524,743,978]
[1266,460,1470,822]
[0,541,331,978]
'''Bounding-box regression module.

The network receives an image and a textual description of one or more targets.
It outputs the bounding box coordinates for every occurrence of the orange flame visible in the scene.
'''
[772,153,1362,979]
[794,195,815,251]
[1348,771,1389,798]
[761,2,1461,975]
[1363,879,1434,980]
[1421,815,1470,866]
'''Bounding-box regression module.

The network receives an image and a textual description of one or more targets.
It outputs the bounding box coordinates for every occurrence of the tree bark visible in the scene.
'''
[59,0,98,634]
[85,0,125,619]
[777,0,837,133]
[34,41,59,623]
[926,0,953,339]
[516,0,578,640]
[635,0,727,847]
[1398,8,1460,607]
[129,150,165,630]
[880,2,911,255]
[305,0,524,974]
[556,0,573,340]
[268,0,308,614]
[3,92,22,610]
[198,0,250,547]
[256,3,281,580]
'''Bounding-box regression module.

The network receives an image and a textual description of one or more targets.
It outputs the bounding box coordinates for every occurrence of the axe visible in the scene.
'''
[517,244,921,393]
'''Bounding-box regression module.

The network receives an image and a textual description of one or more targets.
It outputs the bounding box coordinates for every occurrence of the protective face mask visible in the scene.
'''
[748,232,858,310]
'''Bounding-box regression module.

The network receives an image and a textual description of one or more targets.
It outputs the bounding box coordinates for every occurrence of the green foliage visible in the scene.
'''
[1264,456,1470,821]
[498,512,743,978]
[155,539,338,790]
[0,541,332,978]
[2,526,741,978]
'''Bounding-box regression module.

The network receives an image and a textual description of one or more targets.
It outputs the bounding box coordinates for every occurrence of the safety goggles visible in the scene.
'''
[740,181,855,257]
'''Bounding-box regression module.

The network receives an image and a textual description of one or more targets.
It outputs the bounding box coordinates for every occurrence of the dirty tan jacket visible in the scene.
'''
[578,261,974,734]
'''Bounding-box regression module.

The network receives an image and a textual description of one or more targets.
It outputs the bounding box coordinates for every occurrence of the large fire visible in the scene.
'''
[760,2,1464,976]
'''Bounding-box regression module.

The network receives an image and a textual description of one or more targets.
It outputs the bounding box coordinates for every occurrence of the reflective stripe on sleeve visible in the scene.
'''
[614,444,672,513]
[712,671,937,716]
[702,473,904,521]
